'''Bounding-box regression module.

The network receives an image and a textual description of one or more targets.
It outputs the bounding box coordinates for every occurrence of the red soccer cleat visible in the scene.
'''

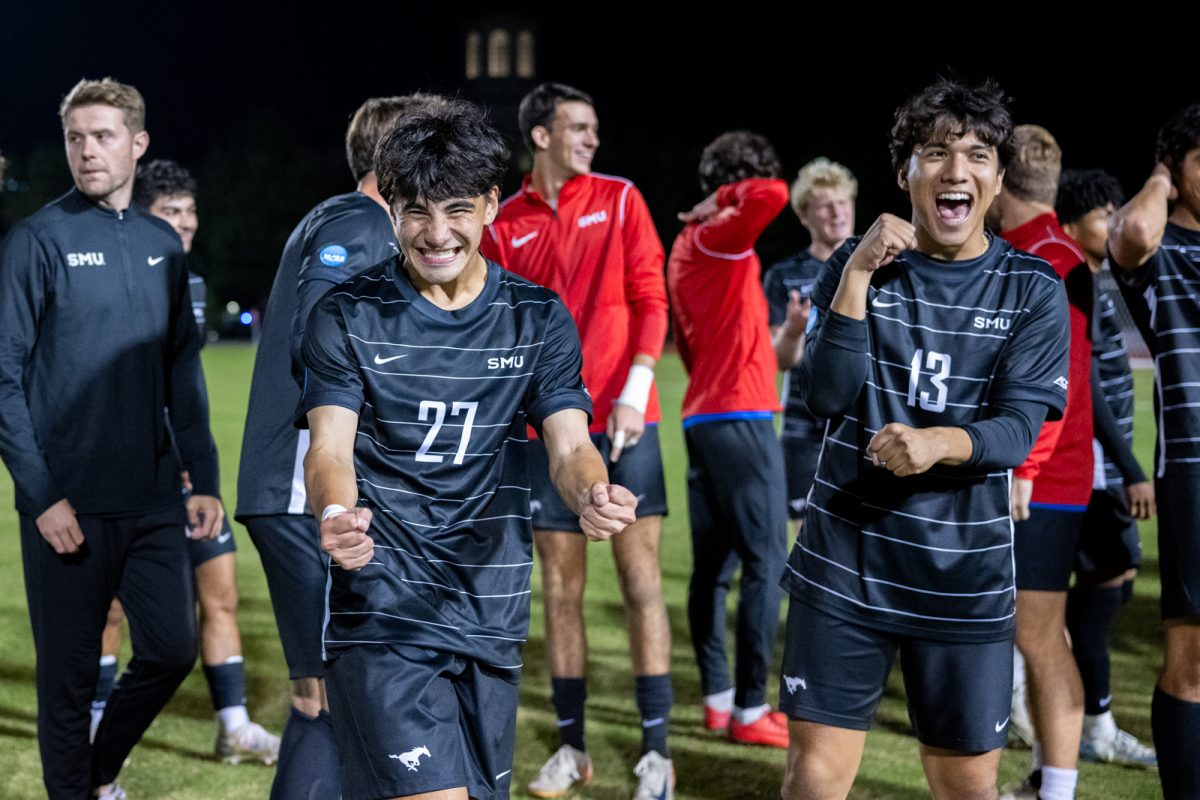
[729,710,789,749]
[703,705,731,731]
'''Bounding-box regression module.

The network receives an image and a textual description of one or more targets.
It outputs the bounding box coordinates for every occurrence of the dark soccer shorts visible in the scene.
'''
[244,513,327,679]
[1075,486,1142,583]
[326,643,518,800]
[186,514,238,568]
[781,435,821,520]
[526,424,668,532]
[1014,506,1085,591]
[1156,475,1200,619]
[779,599,1012,753]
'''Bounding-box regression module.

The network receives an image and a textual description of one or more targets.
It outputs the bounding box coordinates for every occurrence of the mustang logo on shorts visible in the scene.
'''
[784,675,807,694]
[390,745,431,771]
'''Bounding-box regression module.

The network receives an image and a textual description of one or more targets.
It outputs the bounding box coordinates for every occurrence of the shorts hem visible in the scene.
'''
[778,702,870,732]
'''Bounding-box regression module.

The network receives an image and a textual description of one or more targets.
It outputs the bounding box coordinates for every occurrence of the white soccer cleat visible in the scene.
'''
[215,720,281,765]
[89,702,105,744]
[1008,680,1035,747]
[1080,726,1158,769]
[95,784,127,800]
[631,751,674,800]
[527,744,593,798]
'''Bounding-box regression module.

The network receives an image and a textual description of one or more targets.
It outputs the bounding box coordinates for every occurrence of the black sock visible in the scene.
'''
[269,707,342,800]
[94,657,118,706]
[1153,686,1200,799]
[635,674,673,757]
[202,659,248,712]
[1066,584,1122,715]
[551,677,587,751]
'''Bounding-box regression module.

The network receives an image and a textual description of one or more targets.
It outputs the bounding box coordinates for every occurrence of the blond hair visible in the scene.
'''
[790,157,857,216]
[60,78,146,133]
[1004,124,1061,206]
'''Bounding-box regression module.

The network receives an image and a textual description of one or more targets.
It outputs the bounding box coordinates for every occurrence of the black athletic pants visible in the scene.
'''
[20,506,197,799]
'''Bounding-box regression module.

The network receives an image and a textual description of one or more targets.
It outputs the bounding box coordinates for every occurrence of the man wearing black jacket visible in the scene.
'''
[0,77,223,800]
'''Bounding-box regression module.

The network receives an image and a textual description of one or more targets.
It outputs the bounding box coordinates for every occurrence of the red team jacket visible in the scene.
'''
[1001,212,1094,508]
[667,178,790,420]
[482,173,669,435]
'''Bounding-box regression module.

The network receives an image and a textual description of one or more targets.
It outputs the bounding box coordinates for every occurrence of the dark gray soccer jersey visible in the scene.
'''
[1114,223,1200,477]
[764,251,825,442]
[236,192,397,518]
[1092,284,1135,488]
[300,259,591,669]
[782,235,1069,641]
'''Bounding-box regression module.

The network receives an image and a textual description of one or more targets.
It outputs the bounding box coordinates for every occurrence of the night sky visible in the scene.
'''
[2,6,1194,306]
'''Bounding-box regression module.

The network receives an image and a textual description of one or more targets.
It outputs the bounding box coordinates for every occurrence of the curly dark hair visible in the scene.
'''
[1056,169,1125,225]
[1155,103,1200,175]
[698,131,781,195]
[517,82,594,154]
[889,78,1015,174]
[133,159,196,208]
[374,99,509,207]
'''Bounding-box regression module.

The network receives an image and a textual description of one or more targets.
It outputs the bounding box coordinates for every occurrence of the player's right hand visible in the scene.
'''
[578,482,637,542]
[846,214,916,274]
[1126,480,1156,520]
[36,497,84,555]
[783,291,812,336]
[320,507,375,570]
[1010,477,1034,522]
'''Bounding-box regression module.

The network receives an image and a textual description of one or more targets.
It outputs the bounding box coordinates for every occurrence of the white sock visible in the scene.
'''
[1038,765,1078,800]
[704,688,734,713]
[218,704,250,733]
[1083,710,1117,740]
[1031,741,1044,772]
[99,654,117,667]
[732,703,769,725]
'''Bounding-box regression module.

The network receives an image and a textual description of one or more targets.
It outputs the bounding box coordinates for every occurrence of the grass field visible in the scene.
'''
[0,345,1167,799]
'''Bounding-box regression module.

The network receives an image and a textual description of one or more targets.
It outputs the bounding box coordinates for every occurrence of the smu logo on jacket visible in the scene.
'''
[66,251,106,266]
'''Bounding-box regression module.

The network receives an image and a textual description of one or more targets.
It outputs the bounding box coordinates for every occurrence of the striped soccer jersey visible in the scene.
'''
[1092,284,1136,488]
[764,251,826,442]
[783,235,1069,640]
[300,259,591,670]
[1116,223,1200,477]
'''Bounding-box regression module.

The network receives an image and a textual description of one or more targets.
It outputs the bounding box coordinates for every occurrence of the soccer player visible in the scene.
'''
[88,159,281,763]
[480,83,674,797]
[0,78,223,800]
[777,79,1069,800]
[1055,167,1157,768]
[764,158,857,525]
[237,95,433,799]
[300,98,637,800]
[1106,103,1200,800]
[667,131,791,749]
[986,125,1092,800]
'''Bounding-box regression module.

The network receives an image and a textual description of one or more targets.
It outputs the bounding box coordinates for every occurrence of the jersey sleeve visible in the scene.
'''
[694,178,789,257]
[297,295,364,425]
[291,214,394,380]
[991,276,1070,419]
[166,252,220,497]
[0,226,64,515]
[620,184,668,360]
[763,264,788,327]
[524,299,593,434]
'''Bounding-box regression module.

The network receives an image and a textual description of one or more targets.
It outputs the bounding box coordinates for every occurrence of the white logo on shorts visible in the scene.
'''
[784,675,807,694]
[390,745,430,771]
[994,717,1009,733]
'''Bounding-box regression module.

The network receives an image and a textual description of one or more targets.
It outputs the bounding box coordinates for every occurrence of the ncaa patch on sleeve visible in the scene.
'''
[319,245,348,267]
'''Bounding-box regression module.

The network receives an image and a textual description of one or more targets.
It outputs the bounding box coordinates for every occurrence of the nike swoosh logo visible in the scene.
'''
[871,297,900,308]
[373,354,408,365]
[495,770,511,781]
[216,531,233,544]
[995,717,1009,732]
[147,256,165,266]
[511,232,539,248]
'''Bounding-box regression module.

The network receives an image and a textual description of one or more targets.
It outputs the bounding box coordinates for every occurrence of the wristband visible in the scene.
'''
[321,503,348,521]
[614,364,655,414]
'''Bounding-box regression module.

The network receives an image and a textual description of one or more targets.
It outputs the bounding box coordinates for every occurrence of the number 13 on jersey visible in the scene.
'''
[907,349,951,413]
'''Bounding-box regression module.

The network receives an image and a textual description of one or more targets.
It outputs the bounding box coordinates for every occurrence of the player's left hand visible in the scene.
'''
[1010,478,1034,522]
[783,291,812,337]
[866,423,943,477]
[607,403,646,464]
[186,494,225,540]
[1126,480,1156,520]
[677,192,734,225]
[578,482,638,542]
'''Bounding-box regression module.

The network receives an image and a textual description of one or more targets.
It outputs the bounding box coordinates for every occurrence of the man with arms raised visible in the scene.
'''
[1106,103,1200,800]
[0,77,223,799]
[779,79,1069,800]
[301,98,637,800]
[237,95,434,799]
[481,82,673,799]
